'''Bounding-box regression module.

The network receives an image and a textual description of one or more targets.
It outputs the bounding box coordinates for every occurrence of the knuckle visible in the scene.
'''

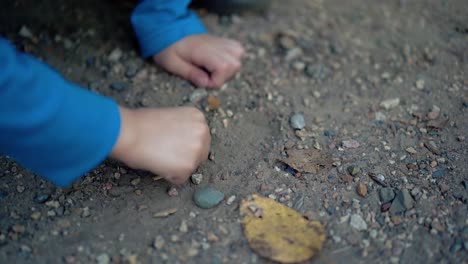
[217,61,229,72]
[232,60,241,71]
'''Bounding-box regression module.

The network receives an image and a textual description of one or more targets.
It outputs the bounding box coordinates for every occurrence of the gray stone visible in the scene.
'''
[390,189,414,215]
[125,65,138,78]
[63,38,74,50]
[450,242,462,253]
[108,48,122,62]
[290,113,305,130]
[432,169,446,178]
[305,63,330,80]
[193,187,224,209]
[33,193,50,204]
[375,174,386,184]
[191,174,203,185]
[347,165,361,176]
[153,235,164,250]
[110,82,126,91]
[379,188,395,203]
[350,214,368,231]
[380,98,400,110]
[96,253,110,264]
[19,25,33,39]
[189,89,208,102]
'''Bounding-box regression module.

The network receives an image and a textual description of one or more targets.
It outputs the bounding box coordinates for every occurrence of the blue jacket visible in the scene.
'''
[0,0,206,187]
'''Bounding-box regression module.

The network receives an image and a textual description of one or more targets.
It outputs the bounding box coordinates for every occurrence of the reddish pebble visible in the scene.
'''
[167,187,178,197]
[381,202,392,212]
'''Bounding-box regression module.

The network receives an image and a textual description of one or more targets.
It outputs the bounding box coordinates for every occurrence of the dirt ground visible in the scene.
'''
[1,0,467,263]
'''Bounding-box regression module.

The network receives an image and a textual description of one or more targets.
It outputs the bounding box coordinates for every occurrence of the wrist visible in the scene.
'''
[110,106,137,163]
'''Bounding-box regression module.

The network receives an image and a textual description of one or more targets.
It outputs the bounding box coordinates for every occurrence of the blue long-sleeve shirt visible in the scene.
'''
[0,0,206,187]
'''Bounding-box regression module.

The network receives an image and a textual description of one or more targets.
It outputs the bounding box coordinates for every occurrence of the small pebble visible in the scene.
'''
[450,242,462,253]
[380,98,400,110]
[189,89,208,103]
[18,25,34,39]
[324,130,336,139]
[342,139,360,149]
[110,82,126,91]
[278,35,296,49]
[63,39,74,50]
[375,111,386,121]
[167,187,178,197]
[207,96,221,110]
[347,166,361,176]
[390,189,414,215]
[356,183,368,197]
[30,212,41,220]
[191,174,203,185]
[179,220,188,233]
[424,141,440,155]
[415,79,425,90]
[439,183,449,193]
[305,63,330,80]
[130,177,140,186]
[16,185,25,193]
[33,193,50,204]
[96,253,110,264]
[290,113,305,130]
[427,105,440,120]
[405,147,417,154]
[170,234,179,242]
[81,207,91,218]
[350,214,368,231]
[125,65,138,78]
[108,48,122,62]
[153,236,164,250]
[379,188,396,203]
[46,200,60,208]
[226,195,236,205]
[432,169,446,178]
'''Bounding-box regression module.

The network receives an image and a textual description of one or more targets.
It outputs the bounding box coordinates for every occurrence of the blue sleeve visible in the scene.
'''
[0,38,121,187]
[131,0,207,58]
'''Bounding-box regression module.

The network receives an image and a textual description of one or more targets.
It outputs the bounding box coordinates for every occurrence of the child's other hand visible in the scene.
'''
[153,34,244,89]
[111,106,211,185]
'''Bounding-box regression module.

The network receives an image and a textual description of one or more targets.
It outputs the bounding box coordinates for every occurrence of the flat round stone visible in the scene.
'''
[193,187,224,209]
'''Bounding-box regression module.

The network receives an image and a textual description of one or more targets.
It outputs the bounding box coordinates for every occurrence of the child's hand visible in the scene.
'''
[153,34,244,89]
[110,106,211,184]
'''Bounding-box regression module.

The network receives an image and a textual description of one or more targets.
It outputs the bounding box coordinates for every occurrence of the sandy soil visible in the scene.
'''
[0,0,467,263]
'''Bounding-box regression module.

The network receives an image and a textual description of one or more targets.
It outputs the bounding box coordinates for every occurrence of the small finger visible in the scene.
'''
[154,53,210,87]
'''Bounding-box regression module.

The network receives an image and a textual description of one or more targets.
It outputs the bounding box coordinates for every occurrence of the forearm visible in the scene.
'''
[131,0,207,58]
[0,38,121,187]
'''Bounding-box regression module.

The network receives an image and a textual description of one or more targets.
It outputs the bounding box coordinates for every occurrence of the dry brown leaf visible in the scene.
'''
[240,194,325,263]
[280,149,332,174]
[426,118,449,129]
[153,208,177,218]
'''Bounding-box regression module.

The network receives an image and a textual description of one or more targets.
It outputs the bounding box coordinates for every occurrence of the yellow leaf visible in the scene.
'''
[240,194,325,263]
